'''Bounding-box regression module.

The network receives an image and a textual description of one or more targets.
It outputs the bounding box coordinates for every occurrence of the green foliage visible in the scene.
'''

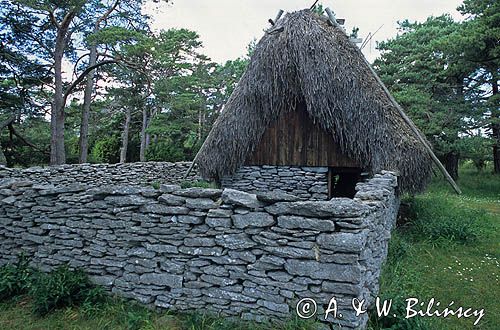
[458,136,493,170]
[90,135,121,163]
[180,312,319,330]
[369,293,430,330]
[385,232,411,265]
[375,16,469,159]
[1,117,50,167]
[118,301,153,330]
[29,265,105,316]
[180,180,217,189]
[404,194,484,244]
[369,165,499,329]
[1,258,105,317]
[368,231,430,329]
[0,256,35,300]
[431,160,500,199]
[146,140,186,162]
[374,1,499,172]
[311,3,325,15]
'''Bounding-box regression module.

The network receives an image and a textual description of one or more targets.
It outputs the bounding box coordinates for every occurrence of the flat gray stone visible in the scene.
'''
[145,244,178,254]
[173,188,222,199]
[105,195,148,206]
[221,189,261,209]
[185,198,218,210]
[206,217,232,227]
[284,260,361,283]
[265,199,368,218]
[184,237,216,247]
[317,231,368,252]
[160,184,181,193]
[139,273,183,288]
[1,196,16,205]
[256,191,300,203]
[158,194,185,206]
[215,233,256,249]
[140,204,189,215]
[278,215,335,231]
[232,212,275,228]
[177,215,203,224]
[207,208,232,218]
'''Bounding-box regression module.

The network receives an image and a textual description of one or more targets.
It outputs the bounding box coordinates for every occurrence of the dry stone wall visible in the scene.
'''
[221,166,329,200]
[0,168,398,329]
[0,162,200,187]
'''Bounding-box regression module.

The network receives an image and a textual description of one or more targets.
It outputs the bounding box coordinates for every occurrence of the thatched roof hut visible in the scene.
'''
[195,10,433,193]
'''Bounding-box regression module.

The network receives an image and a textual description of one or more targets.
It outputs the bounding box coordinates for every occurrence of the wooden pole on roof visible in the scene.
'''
[310,0,320,10]
[325,7,461,195]
[273,9,284,25]
[368,69,462,194]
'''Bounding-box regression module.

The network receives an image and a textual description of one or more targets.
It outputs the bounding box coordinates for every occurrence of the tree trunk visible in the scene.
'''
[78,43,98,163]
[139,108,148,162]
[0,142,6,166]
[491,74,499,174]
[145,133,151,150]
[120,108,131,163]
[49,12,76,165]
[0,116,14,166]
[197,107,202,143]
[50,46,66,165]
[443,152,459,180]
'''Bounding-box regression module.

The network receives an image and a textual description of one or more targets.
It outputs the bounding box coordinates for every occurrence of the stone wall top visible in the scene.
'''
[0,162,200,187]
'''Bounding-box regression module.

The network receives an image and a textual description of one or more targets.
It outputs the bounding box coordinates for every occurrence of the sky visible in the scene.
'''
[144,0,464,64]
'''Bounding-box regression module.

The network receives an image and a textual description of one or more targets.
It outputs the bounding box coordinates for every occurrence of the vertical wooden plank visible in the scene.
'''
[272,123,278,165]
[245,106,360,168]
[279,112,287,165]
[327,167,332,199]
[288,110,295,164]
[305,110,315,166]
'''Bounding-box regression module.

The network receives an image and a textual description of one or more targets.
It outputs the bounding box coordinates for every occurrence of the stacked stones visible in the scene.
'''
[221,166,329,200]
[0,172,398,330]
[0,162,200,187]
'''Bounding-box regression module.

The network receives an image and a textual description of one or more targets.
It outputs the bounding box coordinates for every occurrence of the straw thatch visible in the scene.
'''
[195,10,433,193]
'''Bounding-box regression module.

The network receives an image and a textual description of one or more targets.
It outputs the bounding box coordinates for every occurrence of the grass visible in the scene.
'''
[0,296,318,330]
[368,161,499,329]
[180,180,218,189]
[0,161,498,329]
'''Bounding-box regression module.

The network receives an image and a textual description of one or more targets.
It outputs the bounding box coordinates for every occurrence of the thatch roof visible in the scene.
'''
[195,10,433,193]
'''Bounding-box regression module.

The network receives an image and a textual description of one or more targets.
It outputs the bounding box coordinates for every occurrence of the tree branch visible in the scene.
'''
[48,8,60,29]
[63,59,119,104]
[7,123,50,155]
[0,116,15,130]
[96,0,121,28]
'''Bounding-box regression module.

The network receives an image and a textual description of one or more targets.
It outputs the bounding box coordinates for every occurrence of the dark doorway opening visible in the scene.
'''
[328,167,363,199]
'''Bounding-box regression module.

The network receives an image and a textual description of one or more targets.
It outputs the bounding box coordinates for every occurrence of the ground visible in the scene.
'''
[0,163,498,330]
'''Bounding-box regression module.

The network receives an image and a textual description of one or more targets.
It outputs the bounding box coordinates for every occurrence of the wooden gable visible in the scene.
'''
[245,104,359,167]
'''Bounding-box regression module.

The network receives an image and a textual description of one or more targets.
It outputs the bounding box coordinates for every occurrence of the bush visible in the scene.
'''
[29,265,105,316]
[403,195,483,244]
[0,256,36,300]
[1,257,106,316]
[90,135,121,163]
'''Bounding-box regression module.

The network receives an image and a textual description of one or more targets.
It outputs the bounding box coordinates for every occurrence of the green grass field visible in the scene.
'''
[1,163,498,330]
[368,162,499,330]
